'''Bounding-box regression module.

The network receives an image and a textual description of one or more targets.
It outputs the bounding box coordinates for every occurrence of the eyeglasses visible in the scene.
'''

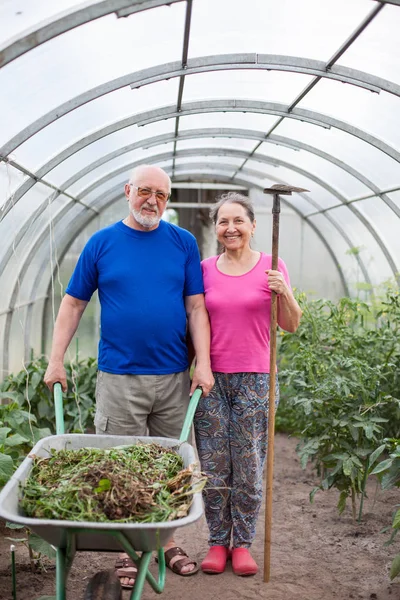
[130,185,170,203]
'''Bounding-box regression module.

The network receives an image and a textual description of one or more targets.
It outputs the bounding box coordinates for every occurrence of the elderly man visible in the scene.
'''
[45,165,214,587]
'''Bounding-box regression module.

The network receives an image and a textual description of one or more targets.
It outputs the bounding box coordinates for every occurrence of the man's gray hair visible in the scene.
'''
[209,191,255,224]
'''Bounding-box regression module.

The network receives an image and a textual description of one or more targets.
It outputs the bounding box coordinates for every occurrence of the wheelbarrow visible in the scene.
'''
[0,383,204,600]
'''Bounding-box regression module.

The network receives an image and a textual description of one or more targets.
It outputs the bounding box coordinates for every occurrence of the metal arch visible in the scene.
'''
[3,54,400,158]
[5,123,398,271]
[57,127,400,218]
[1,140,393,302]
[0,0,185,68]
[67,146,399,281]
[2,135,397,297]
[135,101,400,163]
[3,97,400,223]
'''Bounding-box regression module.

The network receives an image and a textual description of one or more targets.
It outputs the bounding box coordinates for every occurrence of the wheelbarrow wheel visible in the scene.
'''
[84,569,122,600]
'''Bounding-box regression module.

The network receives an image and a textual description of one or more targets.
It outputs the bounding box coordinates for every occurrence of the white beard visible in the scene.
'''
[131,206,160,229]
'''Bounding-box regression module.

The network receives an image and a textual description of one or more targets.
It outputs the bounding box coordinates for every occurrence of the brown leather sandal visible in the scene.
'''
[114,556,137,589]
[162,546,199,576]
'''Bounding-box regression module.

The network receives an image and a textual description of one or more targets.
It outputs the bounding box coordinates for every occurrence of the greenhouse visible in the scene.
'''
[0,1,399,599]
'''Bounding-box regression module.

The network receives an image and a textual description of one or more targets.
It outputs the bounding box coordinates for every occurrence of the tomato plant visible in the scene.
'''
[277,289,400,521]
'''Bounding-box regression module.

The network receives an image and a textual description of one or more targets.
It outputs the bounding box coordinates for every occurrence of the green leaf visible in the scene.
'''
[30,371,42,391]
[393,508,400,530]
[368,444,386,469]
[95,478,111,493]
[390,554,400,580]
[350,455,363,469]
[5,433,30,447]
[0,452,15,482]
[371,458,393,475]
[0,392,21,402]
[6,522,25,530]
[343,458,353,477]
[28,533,57,559]
[309,487,319,503]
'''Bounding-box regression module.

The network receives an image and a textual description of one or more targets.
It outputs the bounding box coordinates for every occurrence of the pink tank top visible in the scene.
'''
[201,252,291,373]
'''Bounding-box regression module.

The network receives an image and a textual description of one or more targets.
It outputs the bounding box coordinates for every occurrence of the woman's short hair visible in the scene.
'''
[209,192,255,224]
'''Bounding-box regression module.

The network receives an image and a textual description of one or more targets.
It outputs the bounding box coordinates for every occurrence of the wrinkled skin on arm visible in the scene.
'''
[44,294,88,392]
[185,293,214,396]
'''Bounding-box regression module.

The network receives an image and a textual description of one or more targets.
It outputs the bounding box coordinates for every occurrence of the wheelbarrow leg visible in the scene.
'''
[56,548,67,600]
[56,531,77,600]
[127,551,152,600]
[113,533,166,598]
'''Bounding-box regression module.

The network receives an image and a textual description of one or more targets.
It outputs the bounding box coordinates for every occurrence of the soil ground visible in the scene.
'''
[0,433,399,600]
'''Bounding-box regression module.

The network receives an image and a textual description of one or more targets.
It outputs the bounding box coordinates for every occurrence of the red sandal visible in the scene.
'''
[201,546,231,574]
[231,548,258,576]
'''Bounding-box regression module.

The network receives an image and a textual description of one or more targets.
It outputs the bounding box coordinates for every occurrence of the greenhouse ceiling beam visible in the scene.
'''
[171,0,193,178]
[2,54,400,159]
[69,146,396,281]
[0,0,184,68]
[2,122,395,286]
[0,157,99,217]
[306,186,400,217]
[3,98,399,224]
[306,184,400,216]
[231,3,384,178]
[59,128,400,220]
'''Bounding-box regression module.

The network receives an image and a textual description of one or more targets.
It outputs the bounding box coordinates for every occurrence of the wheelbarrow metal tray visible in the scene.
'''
[0,433,203,552]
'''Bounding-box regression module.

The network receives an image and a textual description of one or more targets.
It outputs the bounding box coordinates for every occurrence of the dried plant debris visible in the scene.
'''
[20,443,203,523]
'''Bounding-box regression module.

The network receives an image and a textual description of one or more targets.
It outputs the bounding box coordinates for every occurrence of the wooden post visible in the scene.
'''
[262,184,309,582]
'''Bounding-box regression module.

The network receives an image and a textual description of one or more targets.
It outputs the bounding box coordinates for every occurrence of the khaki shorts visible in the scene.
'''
[94,370,190,438]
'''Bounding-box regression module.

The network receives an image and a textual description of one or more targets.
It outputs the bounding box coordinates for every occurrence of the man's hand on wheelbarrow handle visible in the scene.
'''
[44,360,68,393]
[190,362,214,397]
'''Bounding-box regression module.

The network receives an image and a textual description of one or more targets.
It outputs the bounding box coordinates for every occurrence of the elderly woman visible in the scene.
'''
[194,192,302,576]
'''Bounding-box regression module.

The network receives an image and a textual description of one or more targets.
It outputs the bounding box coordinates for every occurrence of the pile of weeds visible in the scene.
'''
[20,443,200,523]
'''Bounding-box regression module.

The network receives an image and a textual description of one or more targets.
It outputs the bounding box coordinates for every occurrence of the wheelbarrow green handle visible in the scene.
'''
[179,387,202,443]
[53,382,65,436]
[53,382,202,442]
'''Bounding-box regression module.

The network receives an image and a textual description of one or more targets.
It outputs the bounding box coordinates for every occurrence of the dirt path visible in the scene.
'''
[0,433,399,600]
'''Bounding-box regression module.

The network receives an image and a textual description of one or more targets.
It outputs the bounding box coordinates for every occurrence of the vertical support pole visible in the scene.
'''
[263,193,280,582]
[10,544,17,600]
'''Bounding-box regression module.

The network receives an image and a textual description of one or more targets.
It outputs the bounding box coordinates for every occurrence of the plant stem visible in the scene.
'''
[28,543,35,572]
[358,459,369,524]
[351,488,357,522]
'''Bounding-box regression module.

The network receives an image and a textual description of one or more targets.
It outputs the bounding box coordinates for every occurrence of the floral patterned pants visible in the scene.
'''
[194,372,279,548]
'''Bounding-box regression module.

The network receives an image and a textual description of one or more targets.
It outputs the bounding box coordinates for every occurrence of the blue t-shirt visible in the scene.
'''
[66,220,204,375]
